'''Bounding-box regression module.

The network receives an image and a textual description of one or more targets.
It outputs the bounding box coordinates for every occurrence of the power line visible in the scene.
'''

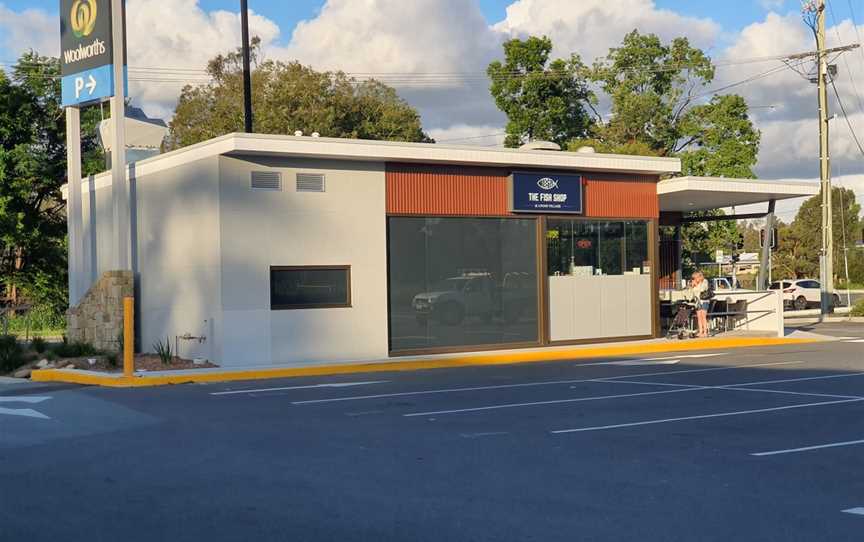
[829,75,864,157]
[827,1,864,127]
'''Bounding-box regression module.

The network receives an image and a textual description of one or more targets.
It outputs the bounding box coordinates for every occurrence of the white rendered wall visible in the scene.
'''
[218,155,389,367]
[75,157,223,363]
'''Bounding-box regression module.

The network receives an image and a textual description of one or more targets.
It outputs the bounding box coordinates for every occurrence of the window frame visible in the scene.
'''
[270,265,352,310]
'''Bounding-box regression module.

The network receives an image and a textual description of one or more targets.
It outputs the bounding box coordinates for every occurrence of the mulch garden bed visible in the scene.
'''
[60,354,218,373]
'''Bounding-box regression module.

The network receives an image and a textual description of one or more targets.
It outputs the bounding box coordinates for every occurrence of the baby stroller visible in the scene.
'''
[667,300,698,340]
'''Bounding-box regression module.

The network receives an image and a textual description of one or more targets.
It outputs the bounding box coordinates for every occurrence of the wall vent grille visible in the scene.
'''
[296,173,326,192]
[250,171,282,191]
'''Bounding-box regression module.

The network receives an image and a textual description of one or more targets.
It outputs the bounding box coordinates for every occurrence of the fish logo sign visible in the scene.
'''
[70,0,98,38]
[537,177,559,190]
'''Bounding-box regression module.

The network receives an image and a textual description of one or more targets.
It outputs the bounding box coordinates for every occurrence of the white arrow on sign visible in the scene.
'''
[0,396,52,419]
[73,74,98,99]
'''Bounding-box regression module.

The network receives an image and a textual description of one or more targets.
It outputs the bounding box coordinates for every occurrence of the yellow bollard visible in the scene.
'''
[123,296,134,378]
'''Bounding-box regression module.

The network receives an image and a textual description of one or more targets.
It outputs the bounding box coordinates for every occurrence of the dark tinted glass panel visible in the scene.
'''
[271,267,350,309]
[546,219,649,276]
[388,217,539,352]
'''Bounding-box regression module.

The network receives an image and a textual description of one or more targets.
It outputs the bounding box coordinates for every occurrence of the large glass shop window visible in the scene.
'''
[387,217,539,352]
[546,219,652,341]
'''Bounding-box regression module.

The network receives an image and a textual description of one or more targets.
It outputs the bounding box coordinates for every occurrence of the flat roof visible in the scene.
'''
[657,176,819,212]
[63,132,682,196]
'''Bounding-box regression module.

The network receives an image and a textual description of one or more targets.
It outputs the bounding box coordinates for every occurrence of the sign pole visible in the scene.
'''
[65,107,84,305]
[109,0,129,270]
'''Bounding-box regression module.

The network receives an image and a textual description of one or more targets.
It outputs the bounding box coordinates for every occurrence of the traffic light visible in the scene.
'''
[759,228,777,250]
[760,227,778,249]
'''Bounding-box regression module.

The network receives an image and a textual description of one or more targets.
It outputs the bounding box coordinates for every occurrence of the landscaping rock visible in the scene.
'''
[13,368,31,379]
[36,359,50,368]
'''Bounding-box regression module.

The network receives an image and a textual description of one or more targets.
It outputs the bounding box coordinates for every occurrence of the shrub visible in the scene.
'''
[30,336,47,354]
[0,335,25,373]
[851,298,864,317]
[53,340,99,358]
[153,337,173,365]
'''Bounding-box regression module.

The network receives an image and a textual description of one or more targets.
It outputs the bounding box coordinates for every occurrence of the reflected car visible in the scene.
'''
[412,272,533,325]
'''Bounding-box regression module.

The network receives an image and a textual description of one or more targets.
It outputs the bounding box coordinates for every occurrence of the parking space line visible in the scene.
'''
[291,361,804,405]
[720,386,861,400]
[752,439,864,457]
[551,398,864,434]
[210,381,390,396]
[730,372,864,387]
[842,507,864,516]
[591,379,707,389]
[402,387,703,417]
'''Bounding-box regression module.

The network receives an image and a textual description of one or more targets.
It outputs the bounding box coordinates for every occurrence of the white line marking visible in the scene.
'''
[0,396,52,420]
[403,377,859,417]
[731,372,864,387]
[590,379,706,389]
[645,353,727,360]
[291,361,804,405]
[403,387,701,417]
[0,407,51,419]
[844,339,864,343]
[842,507,864,516]
[606,359,681,366]
[551,398,864,434]
[460,432,510,439]
[211,381,390,396]
[752,439,864,456]
[721,386,861,400]
[0,396,51,404]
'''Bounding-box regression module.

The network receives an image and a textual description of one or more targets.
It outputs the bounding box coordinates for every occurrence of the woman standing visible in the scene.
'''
[686,271,710,338]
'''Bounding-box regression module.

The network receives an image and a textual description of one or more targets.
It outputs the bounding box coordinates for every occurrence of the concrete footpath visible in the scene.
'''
[31,333,823,388]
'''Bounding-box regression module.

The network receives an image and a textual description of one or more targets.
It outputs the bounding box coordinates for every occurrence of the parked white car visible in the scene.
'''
[769,279,842,310]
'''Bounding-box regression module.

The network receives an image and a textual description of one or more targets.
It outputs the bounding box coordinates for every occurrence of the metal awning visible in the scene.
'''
[658,176,819,213]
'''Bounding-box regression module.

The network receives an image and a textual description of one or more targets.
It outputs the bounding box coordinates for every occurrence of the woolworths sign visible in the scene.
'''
[60,0,126,107]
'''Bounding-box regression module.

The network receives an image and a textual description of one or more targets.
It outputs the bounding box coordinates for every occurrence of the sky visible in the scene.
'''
[2,0,864,222]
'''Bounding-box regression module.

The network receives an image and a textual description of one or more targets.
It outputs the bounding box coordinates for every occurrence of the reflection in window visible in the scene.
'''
[387,217,539,352]
[547,219,649,276]
[270,267,351,309]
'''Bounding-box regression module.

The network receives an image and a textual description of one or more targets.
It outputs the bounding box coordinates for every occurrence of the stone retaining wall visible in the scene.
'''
[66,270,134,351]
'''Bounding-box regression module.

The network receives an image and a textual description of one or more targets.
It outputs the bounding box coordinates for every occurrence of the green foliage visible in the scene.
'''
[0,52,103,315]
[0,335,24,373]
[489,32,761,265]
[851,298,864,317]
[53,339,99,358]
[153,337,173,365]
[588,31,717,156]
[4,304,66,335]
[487,36,595,148]
[772,187,862,280]
[30,336,46,353]
[168,38,431,148]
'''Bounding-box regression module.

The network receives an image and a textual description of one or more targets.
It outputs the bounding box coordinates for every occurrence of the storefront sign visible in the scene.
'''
[60,0,126,107]
[510,172,583,214]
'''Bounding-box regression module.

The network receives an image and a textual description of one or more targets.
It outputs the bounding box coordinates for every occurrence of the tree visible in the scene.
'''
[773,186,863,281]
[0,52,103,312]
[168,40,432,149]
[585,31,760,266]
[487,36,595,148]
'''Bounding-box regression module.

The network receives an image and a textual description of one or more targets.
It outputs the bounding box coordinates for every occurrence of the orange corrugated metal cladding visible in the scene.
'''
[385,163,660,219]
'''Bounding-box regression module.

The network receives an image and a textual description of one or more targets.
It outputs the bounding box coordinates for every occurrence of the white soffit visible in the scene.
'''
[658,176,820,213]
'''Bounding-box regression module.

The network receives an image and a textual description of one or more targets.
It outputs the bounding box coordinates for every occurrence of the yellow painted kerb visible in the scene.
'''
[31,336,819,388]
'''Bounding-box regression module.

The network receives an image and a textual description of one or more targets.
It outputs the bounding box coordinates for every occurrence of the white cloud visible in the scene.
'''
[0,4,57,58]
[428,124,507,146]
[494,0,721,63]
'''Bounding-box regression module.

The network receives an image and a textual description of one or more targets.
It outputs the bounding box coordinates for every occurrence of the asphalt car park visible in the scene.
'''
[1,324,863,541]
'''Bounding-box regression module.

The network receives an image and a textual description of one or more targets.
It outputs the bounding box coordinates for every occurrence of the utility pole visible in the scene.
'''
[110,0,129,270]
[240,0,254,133]
[815,0,834,316]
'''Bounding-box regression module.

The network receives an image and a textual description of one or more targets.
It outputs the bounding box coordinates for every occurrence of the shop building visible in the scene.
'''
[63,133,816,366]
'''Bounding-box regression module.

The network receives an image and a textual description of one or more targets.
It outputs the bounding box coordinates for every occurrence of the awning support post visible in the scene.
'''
[757,199,776,291]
